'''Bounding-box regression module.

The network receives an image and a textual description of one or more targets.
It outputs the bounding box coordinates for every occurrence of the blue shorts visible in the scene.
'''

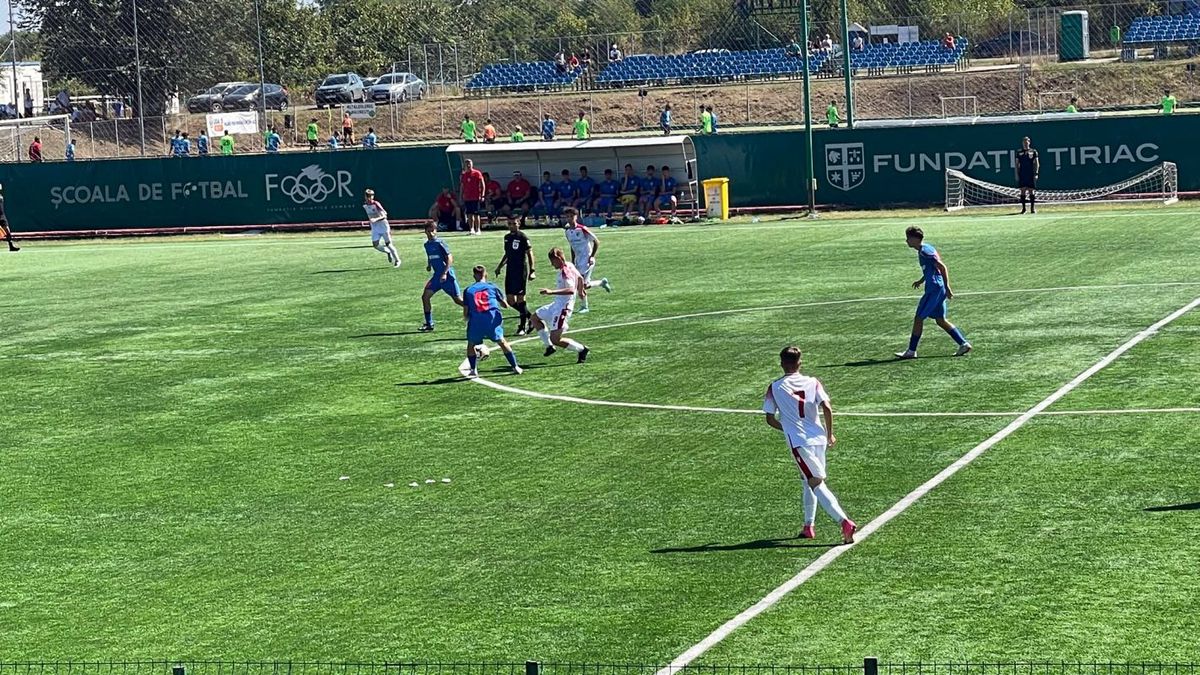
[536,201,561,217]
[467,316,504,344]
[916,287,948,320]
[658,194,676,208]
[426,272,461,297]
[596,196,617,212]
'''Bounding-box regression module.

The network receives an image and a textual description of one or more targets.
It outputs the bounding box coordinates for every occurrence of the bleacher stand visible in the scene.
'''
[466,62,582,93]
[595,48,830,86]
[1123,13,1200,45]
[847,38,969,76]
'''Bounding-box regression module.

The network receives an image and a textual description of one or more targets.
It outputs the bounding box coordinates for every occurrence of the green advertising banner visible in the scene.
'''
[0,113,1195,234]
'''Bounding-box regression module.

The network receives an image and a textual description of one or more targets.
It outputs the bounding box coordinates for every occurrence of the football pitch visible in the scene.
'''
[1,207,1198,663]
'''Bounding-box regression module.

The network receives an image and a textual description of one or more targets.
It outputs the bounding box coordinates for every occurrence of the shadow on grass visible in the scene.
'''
[651,536,839,554]
[313,268,376,275]
[818,354,956,368]
[326,245,374,250]
[1144,501,1200,512]
[350,331,460,342]
[395,376,467,387]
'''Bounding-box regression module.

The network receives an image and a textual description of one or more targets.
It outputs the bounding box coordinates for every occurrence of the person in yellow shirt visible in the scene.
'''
[573,111,590,139]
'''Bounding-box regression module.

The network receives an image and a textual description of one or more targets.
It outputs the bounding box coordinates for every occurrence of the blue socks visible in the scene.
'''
[945,325,967,346]
[468,354,477,371]
[504,351,519,368]
[424,310,433,326]
[908,333,921,352]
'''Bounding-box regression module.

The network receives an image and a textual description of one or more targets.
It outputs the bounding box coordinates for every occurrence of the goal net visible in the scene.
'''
[0,114,72,161]
[945,162,1179,211]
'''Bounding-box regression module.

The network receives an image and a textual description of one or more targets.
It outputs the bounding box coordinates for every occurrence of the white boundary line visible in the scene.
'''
[655,295,1200,674]
[461,282,1200,417]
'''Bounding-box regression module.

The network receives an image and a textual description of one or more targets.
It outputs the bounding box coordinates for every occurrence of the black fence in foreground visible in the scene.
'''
[0,662,1195,675]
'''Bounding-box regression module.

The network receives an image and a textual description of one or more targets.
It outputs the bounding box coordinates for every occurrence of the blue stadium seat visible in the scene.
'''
[465,61,582,92]
[1124,12,1200,44]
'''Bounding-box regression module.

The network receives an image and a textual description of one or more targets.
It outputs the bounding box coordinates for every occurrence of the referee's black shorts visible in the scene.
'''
[505,270,528,297]
[1018,173,1037,189]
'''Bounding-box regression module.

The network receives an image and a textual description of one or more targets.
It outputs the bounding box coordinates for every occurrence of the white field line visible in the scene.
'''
[654,296,1200,675]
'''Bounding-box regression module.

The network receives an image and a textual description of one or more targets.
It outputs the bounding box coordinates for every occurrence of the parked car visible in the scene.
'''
[362,76,378,89]
[188,81,252,113]
[314,73,365,107]
[220,83,290,111]
[972,31,1044,58]
[368,72,426,103]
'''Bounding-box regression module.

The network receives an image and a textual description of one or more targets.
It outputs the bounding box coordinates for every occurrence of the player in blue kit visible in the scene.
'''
[895,226,972,359]
[573,166,597,213]
[652,165,680,220]
[554,169,577,217]
[637,165,659,218]
[419,221,465,332]
[463,266,522,377]
[595,169,620,218]
[536,171,559,222]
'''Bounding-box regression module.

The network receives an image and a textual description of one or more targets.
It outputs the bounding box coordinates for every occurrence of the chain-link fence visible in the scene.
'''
[1,0,1193,162]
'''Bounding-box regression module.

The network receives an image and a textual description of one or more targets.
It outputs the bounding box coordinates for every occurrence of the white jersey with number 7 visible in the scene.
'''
[763,373,830,448]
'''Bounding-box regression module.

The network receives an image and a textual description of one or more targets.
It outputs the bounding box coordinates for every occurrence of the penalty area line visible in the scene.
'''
[655,295,1200,675]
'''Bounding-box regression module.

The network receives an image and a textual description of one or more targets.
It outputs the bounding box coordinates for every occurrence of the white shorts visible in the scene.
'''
[370,220,392,243]
[788,441,828,480]
[536,303,572,332]
[575,260,593,281]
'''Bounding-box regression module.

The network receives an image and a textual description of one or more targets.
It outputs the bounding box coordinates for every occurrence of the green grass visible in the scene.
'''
[1,206,1198,662]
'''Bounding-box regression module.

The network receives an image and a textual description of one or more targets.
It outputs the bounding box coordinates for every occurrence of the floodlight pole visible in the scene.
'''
[800,0,817,217]
[132,0,146,156]
[7,0,18,162]
[839,0,854,127]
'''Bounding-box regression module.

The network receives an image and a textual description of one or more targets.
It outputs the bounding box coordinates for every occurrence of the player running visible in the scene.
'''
[495,216,537,335]
[362,189,399,267]
[763,346,857,544]
[530,247,591,363]
[563,208,612,313]
[1016,136,1039,214]
[895,226,971,359]
[419,221,465,332]
[463,266,523,378]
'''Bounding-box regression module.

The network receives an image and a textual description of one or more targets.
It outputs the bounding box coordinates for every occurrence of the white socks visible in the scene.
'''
[802,483,817,526]
[538,329,551,346]
[563,339,585,353]
[812,482,848,523]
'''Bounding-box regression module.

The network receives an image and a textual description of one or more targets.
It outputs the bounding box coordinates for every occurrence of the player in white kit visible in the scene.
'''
[762,346,858,544]
[530,247,591,363]
[562,208,611,313]
[363,189,400,267]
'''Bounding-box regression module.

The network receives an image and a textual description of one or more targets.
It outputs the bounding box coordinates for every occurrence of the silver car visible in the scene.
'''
[368,72,426,103]
[315,72,365,108]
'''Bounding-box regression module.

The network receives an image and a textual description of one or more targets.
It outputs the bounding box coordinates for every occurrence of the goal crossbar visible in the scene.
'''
[945,162,1178,211]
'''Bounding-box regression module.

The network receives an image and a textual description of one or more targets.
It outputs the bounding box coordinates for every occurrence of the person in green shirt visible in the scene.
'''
[699,107,713,134]
[461,114,477,142]
[1161,89,1177,115]
[219,130,235,156]
[306,118,320,151]
[573,111,590,139]
[826,100,841,128]
[1065,97,1079,113]
[510,125,525,142]
[785,37,802,58]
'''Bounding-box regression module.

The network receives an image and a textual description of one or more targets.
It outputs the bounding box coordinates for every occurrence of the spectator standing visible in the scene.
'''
[1160,89,1177,115]
[942,33,956,50]
[483,119,498,143]
[459,158,486,236]
[28,136,42,162]
[827,100,841,128]
[220,130,235,156]
[179,132,192,156]
[707,105,718,133]
[265,126,281,153]
[568,53,580,71]
[363,127,378,148]
[510,125,525,142]
[821,34,833,52]
[660,104,672,135]
[573,111,590,140]
[306,118,320,151]
[852,34,864,51]
[461,114,477,142]
[197,130,210,156]
[699,105,713,135]
[1066,98,1079,113]
[65,139,76,162]
[555,50,568,74]
[581,49,592,72]
[609,43,623,62]
[0,183,19,251]
[542,114,556,140]
[169,129,184,157]
[23,88,32,118]
[342,112,354,145]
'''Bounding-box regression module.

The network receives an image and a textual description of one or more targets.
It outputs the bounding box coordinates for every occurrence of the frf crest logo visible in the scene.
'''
[825,143,865,191]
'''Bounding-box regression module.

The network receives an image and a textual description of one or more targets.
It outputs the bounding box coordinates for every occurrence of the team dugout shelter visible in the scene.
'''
[444,136,700,219]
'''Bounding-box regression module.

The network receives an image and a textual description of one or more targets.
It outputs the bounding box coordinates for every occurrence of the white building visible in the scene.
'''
[0,61,44,115]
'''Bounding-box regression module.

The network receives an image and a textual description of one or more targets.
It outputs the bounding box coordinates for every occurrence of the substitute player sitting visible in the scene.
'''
[618,163,640,218]
[530,247,591,363]
[419,221,465,332]
[463,266,522,378]
[363,189,400,267]
[652,165,680,220]
[595,169,620,219]
[894,226,972,359]
[563,208,612,313]
[637,164,660,218]
[495,216,536,335]
[429,187,461,232]
[763,346,857,544]
[1016,135,1039,214]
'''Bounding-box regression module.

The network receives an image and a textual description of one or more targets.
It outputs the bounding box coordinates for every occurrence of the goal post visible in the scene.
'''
[945,162,1179,211]
[0,114,72,162]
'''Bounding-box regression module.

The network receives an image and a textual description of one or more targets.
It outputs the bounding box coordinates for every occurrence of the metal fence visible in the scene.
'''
[0,662,1196,675]
[2,0,1195,162]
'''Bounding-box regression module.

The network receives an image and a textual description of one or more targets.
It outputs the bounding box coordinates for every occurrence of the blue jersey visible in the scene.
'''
[363,132,377,148]
[597,179,619,197]
[465,281,504,319]
[542,119,556,140]
[266,133,280,152]
[639,175,659,195]
[575,177,596,200]
[65,143,75,161]
[170,137,184,156]
[555,180,576,200]
[197,135,209,155]
[620,175,640,195]
[918,243,945,288]
[539,182,557,203]
[660,109,671,126]
[660,176,678,195]
[425,237,453,275]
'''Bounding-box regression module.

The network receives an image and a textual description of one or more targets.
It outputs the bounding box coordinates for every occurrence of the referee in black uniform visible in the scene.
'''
[495,215,536,335]
[1016,136,1040,214]
[0,184,19,252]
